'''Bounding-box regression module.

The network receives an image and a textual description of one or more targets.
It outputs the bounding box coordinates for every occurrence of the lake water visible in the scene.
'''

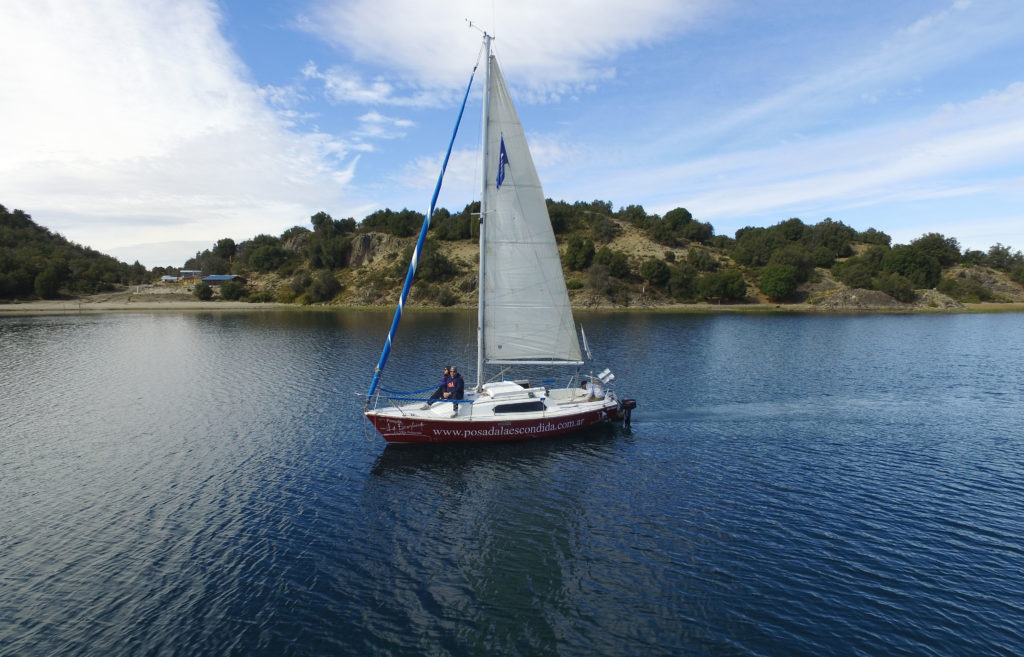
[1,310,1022,656]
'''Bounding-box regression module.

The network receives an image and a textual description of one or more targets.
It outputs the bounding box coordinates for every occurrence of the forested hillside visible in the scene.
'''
[0,205,146,299]
[182,200,1024,307]
[5,199,1024,307]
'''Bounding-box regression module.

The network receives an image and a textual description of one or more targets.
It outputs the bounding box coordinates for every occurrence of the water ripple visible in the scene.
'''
[3,312,1024,656]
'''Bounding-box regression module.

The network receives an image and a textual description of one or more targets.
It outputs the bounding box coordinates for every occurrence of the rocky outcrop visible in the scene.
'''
[812,288,965,311]
[349,233,405,268]
[948,266,1024,301]
[813,289,909,310]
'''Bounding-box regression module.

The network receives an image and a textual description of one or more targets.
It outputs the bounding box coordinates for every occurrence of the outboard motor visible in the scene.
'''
[619,398,637,427]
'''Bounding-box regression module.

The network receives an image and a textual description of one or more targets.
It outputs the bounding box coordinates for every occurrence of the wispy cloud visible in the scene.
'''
[398,149,479,209]
[358,111,415,139]
[301,61,450,107]
[300,0,719,93]
[674,0,1024,149]
[616,81,1024,241]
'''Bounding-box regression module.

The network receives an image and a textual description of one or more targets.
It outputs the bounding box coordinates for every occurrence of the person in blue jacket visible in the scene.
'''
[446,367,465,400]
[424,366,452,407]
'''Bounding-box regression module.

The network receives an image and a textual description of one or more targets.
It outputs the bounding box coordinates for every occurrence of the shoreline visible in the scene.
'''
[4,295,1024,317]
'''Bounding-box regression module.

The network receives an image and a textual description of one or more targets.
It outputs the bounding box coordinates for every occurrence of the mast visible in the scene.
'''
[475,32,492,392]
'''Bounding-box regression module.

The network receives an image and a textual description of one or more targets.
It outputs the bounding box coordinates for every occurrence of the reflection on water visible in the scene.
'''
[370,426,623,476]
[1,310,1023,656]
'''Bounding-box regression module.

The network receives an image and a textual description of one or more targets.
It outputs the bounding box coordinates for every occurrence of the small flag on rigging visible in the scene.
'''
[496,136,509,189]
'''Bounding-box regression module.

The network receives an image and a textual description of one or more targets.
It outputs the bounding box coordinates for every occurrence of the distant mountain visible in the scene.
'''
[0,204,147,300]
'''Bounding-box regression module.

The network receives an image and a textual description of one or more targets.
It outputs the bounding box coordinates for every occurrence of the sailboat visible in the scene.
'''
[364,32,635,444]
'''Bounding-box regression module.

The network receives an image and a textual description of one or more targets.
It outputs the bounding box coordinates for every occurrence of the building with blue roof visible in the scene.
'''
[201,275,247,285]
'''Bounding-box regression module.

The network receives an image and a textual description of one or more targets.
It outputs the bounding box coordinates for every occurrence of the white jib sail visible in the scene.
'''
[482,57,583,365]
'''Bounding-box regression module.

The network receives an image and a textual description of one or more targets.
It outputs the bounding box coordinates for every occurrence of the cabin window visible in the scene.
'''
[494,401,546,414]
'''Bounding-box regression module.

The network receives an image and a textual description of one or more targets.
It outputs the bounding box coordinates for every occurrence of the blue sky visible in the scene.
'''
[2,0,1023,267]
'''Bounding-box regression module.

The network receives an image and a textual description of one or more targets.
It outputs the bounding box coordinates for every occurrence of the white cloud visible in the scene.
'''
[301,0,718,93]
[0,0,354,266]
[398,148,480,210]
[358,111,415,139]
[566,80,1024,238]
[673,0,1024,148]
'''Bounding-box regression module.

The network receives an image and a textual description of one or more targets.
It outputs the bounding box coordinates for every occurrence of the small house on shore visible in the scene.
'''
[201,275,247,286]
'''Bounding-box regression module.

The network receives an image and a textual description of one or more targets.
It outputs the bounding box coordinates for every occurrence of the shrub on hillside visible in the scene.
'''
[219,279,246,300]
[564,236,596,271]
[193,282,213,300]
[639,258,670,287]
[308,271,341,302]
[697,268,747,301]
[758,264,798,301]
[594,247,631,279]
[668,263,698,301]
[936,277,995,303]
[872,272,916,303]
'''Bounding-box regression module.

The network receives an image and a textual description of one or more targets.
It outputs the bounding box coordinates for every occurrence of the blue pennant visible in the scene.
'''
[496,136,509,189]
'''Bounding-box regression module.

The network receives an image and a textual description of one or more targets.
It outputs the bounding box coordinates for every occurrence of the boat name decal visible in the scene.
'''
[433,417,586,439]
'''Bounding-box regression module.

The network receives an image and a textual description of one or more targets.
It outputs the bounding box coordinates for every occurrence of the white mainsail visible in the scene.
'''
[481,56,583,365]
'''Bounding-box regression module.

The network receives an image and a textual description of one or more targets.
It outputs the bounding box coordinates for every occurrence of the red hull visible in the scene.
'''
[366,403,619,444]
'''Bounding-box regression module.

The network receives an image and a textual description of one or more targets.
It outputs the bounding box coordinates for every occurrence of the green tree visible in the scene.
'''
[647,207,700,246]
[911,233,961,267]
[308,233,352,269]
[34,265,61,298]
[563,236,595,271]
[872,271,916,302]
[248,244,291,272]
[591,215,621,244]
[546,200,574,234]
[212,238,236,260]
[985,243,1023,271]
[184,250,230,275]
[831,245,888,288]
[308,270,341,302]
[768,244,816,283]
[697,268,747,301]
[616,204,648,228]
[732,227,780,266]
[361,208,423,237]
[805,218,855,258]
[417,240,458,282]
[667,263,698,300]
[594,247,630,279]
[193,282,213,300]
[857,228,892,246]
[833,260,877,289]
[290,271,312,294]
[432,206,474,241]
[219,279,246,300]
[687,248,718,272]
[639,258,670,287]
[882,245,940,288]
[937,277,993,303]
[758,264,798,300]
[812,245,836,268]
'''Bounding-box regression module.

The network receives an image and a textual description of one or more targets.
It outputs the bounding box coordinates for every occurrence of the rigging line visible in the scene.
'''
[366,59,480,402]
